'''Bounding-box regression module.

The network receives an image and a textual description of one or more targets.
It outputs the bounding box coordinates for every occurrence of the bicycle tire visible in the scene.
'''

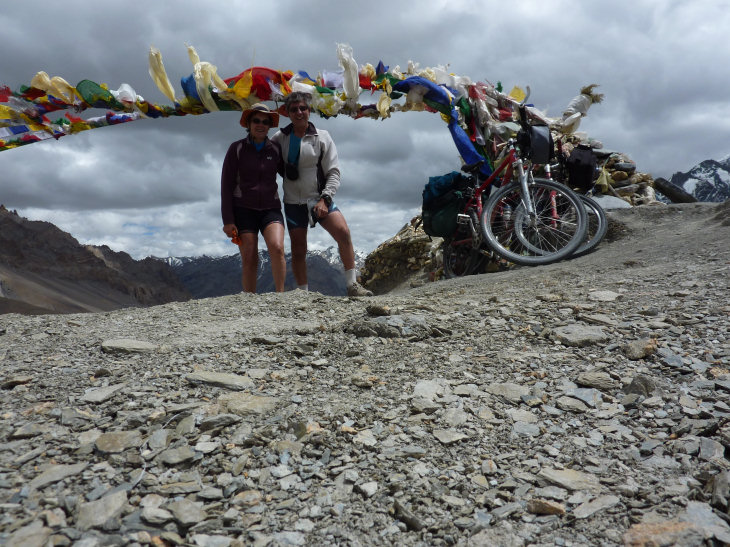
[574,194,608,256]
[479,178,587,266]
[442,239,486,278]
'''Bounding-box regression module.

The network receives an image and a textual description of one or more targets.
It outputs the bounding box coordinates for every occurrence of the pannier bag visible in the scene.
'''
[516,125,554,164]
[421,171,467,238]
[566,144,598,191]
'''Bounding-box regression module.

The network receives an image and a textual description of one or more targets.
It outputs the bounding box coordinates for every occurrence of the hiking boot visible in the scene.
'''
[347,282,373,297]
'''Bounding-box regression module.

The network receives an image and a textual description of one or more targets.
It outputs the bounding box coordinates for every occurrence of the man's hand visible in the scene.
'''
[313,199,329,220]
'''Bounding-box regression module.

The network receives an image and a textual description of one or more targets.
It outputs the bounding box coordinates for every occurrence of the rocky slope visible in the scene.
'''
[0,201,728,546]
[0,206,191,314]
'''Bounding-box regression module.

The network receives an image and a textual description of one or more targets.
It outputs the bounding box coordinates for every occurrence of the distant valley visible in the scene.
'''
[0,205,190,315]
[0,204,365,314]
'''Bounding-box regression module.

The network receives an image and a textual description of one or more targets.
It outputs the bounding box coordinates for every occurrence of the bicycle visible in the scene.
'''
[441,95,588,277]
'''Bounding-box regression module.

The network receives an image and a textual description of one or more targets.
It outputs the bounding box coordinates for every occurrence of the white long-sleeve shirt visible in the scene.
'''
[271,122,341,205]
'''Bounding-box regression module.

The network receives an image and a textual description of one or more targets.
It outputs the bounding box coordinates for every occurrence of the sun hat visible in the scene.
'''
[240,103,279,128]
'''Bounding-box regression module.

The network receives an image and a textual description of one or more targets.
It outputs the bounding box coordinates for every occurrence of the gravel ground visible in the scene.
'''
[1,201,729,547]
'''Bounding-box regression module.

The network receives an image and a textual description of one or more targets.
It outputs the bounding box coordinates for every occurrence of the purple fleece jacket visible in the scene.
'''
[220,137,284,225]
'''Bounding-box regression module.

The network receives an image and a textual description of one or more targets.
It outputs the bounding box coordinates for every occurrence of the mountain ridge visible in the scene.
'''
[0,206,191,315]
[669,156,730,202]
[164,247,367,298]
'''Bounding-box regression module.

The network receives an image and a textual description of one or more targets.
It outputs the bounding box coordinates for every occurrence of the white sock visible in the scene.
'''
[345,268,357,286]
[297,284,308,291]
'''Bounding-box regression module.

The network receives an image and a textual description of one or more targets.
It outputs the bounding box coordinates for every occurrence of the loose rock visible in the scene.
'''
[1,202,729,546]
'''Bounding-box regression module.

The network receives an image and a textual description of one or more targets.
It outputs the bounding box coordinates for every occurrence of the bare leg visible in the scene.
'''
[320,211,371,296]
[262,222,286,292]
[289,227,308,286]
[319,210,355,270]
[238,232,259,293]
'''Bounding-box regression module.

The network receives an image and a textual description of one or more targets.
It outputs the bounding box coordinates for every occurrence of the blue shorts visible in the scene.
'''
[233,207,284,234]
[284,202,339,230]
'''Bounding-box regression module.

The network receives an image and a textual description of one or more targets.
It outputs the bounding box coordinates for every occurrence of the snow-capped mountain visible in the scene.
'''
[164,246,364,298]
[307,246,367,269]
[669,156,730,202]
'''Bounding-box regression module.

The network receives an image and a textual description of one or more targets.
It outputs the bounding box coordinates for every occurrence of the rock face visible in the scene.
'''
[0,206,191,314]
[360,219,442,295]
[0,201,729,546]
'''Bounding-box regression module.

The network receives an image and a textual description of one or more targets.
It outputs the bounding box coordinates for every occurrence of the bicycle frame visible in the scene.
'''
[450,89,545,247]
[450,142,523,247]
[469,145,519,213]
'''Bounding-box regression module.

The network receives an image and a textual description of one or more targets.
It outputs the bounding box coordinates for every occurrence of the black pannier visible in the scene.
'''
[516,125,554,164]
[566,144,597,191]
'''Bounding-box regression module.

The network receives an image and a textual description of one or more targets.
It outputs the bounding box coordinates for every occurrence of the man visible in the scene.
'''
[272,92,372,296]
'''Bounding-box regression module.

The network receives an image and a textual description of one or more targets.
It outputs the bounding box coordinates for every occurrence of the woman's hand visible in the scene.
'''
[223,224,238,238]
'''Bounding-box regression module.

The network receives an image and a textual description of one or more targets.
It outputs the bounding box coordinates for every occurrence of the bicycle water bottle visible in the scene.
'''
[307,198,319,227]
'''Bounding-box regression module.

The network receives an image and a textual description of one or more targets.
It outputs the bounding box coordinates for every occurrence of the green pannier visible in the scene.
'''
[422,188,464,238]
[421,171,466,238]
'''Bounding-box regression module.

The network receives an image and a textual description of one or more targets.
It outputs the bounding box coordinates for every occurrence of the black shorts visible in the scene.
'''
[284,202,339,230]
[233,207,284,234]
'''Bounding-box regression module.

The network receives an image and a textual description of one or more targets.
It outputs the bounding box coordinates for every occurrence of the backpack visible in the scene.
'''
[421,171,467,238]
[566,144,597,191]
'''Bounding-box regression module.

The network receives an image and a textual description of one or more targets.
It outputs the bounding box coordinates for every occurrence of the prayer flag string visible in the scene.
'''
[0,44,602,172]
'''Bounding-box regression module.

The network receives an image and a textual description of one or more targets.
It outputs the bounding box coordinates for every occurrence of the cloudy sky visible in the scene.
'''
[2,1,729,260]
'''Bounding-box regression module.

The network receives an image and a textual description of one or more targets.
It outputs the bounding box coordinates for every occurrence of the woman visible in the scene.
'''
[271,92,372,296]
[221,103,286,293]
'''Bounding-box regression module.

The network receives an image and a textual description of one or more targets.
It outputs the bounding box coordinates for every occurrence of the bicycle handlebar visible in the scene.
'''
[515,86,533,131]
[520,86,531,107]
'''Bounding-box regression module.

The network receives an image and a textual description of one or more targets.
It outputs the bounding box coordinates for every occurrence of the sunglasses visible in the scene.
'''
[250,117,272,126]
[288,105,309,113]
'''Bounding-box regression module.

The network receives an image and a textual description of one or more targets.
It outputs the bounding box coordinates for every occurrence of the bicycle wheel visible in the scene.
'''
[480,178,587,266]
[442,239,486,278]
[573,194,608,256]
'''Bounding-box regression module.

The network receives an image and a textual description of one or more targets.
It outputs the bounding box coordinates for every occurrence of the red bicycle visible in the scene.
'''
[442,101,588,277]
